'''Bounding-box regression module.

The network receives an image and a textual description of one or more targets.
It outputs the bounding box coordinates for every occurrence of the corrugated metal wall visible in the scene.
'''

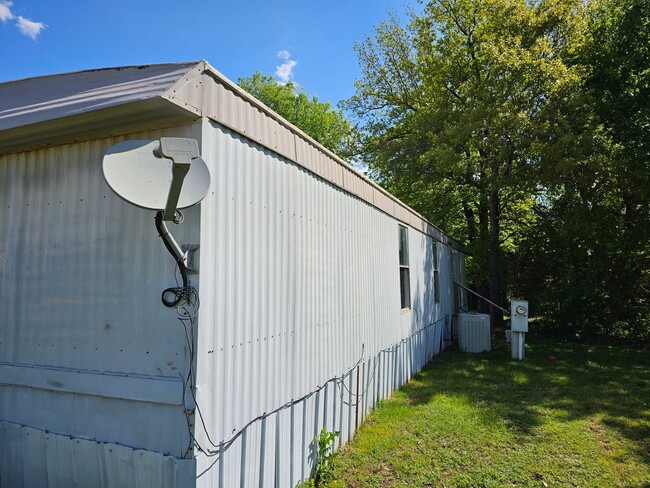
[0,124,202,486]
[198,69,459,250]
[1,110,464,487]
[194,122,455,487]
[0,422,195,488]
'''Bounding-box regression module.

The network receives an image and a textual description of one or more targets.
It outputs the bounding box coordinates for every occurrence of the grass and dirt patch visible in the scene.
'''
[331,340,650,487]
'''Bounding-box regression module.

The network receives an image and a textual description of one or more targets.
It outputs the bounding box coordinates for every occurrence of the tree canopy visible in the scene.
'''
[238,72,355,157]
[347,0,649,342]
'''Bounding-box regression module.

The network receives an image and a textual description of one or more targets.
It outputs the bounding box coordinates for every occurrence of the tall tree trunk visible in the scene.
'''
[477,191,490,315]
[462,200,477,243]
[488,182,503,335]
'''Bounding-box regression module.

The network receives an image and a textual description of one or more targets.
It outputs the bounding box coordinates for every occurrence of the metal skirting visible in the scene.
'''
[457,313,491,352]
[0,421,195,488]
[192,321,445,487]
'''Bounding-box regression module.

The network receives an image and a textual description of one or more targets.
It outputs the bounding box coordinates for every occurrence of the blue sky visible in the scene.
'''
[0,0,415,107]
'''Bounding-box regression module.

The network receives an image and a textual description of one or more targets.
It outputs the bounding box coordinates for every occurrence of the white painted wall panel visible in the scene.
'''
[194,121,455,487]
[0,124,203,484]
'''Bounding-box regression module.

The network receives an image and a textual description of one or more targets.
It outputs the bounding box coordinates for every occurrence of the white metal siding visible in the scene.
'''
[0,124,203,484]
[196,68,463,253]
[194,122,454,487]
[0,422,195,488]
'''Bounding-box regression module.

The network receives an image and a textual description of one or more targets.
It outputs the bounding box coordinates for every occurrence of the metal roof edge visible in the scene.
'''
[0,97,200,156]
[0,62,203,136]
[160,61,206,116]
[0,61,201,86]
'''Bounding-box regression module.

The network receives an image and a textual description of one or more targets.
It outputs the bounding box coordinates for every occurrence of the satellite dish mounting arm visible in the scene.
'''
[154,137,200,221]
[155,211,186,265]
[152,138,201,307]
[155,211,190,307]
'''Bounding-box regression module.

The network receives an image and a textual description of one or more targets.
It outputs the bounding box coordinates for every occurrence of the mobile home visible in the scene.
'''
[0,61,465,487]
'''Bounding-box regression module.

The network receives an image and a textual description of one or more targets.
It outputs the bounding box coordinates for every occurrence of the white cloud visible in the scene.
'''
[277,50,291,60]
[0,1,14,22]
[275,50,297,83]
[16,15,45,39]
[0,2,46,40]
[275,59,297,83]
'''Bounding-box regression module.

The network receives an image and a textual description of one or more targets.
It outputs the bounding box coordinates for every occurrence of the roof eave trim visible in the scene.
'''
[0,97,201,156]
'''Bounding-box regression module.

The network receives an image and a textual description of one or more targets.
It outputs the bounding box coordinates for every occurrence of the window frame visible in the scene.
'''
[433,241,440,304]
[398,225,411,310]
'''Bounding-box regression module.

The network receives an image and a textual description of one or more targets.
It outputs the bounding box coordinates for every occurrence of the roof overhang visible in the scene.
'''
[0,97,200,155]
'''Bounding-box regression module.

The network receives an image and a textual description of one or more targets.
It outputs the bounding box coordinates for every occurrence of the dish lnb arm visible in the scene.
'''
[153,138,200,221]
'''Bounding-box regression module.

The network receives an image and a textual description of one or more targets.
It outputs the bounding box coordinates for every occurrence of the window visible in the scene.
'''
[399,225,411,309]
[433,241,440,303]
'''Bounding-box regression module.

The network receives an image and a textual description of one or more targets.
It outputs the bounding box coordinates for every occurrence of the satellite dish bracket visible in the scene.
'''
[155,212,188,267]
[155,211,190,307]
[154,137,201,221]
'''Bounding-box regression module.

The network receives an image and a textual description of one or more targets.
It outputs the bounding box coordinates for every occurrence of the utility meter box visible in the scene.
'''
[511,300,529,332]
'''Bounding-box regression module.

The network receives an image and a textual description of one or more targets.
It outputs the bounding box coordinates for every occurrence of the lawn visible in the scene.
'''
[331,340,650,487]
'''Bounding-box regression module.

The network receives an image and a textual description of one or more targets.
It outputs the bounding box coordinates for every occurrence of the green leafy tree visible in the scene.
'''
[587,0,649,212]
[510,0,650,341]
[346,0,590,328]
[238,72,356,157]
[586,0,650,341]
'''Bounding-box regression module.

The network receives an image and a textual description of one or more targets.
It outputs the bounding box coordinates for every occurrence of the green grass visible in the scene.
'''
[331,340,650,487]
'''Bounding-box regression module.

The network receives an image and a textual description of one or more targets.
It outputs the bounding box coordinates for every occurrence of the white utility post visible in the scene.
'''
[510,300,528,360]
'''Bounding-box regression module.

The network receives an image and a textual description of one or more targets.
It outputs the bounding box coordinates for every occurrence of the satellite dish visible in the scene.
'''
[101,138,211,308]
[102,139,211,214]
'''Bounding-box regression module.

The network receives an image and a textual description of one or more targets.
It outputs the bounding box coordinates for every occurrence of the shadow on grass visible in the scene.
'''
[401,338,650,464]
